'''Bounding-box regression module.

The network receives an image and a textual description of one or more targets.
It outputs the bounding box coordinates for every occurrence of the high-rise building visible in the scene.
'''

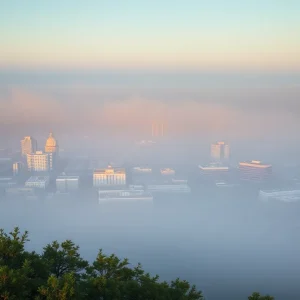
[239,160,272,182]
[27,151,53,172]
[210,142,230,161]
[45,132,59,154]
[21,136,37,156]
[93,166,126,187]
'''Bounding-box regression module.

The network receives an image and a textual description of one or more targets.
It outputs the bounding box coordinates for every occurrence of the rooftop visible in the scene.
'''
[26,176,50,183]
[239,160,272,168]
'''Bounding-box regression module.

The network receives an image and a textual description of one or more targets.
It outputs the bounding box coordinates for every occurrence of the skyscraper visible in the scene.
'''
[21,136,37,156]
[210,142,230,162]
[45,132,59,154]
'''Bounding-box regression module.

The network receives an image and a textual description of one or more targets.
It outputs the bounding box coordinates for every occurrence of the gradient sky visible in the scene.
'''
[1,0,300,70]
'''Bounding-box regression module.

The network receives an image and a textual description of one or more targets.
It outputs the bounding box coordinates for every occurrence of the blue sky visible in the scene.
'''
[1,0,300,70]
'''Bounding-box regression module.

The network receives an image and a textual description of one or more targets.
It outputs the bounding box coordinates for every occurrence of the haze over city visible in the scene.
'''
[1,1,300,300]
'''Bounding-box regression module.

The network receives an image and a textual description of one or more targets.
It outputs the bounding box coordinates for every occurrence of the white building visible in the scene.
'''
[21,136,37,157]
[259,189,300,202]
[56,175,79,193]
[211,142,230,162]
[239,160,272,182]
[27,151,53,172]
[93,166,126,187]
[25,176,50,189]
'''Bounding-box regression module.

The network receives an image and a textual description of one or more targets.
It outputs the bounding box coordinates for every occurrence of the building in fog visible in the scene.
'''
[56,175,79,193]
[21,136,37,157]
[210,142,230,162]
[239,160,272,182]
[93,166,126,187]
[45,132,59,154]
[12,162,23,175]
[27,151,53,172]
[259,189,300,202]
[198,162,229,181]
[25,176,50,189]
[151,122,165,137]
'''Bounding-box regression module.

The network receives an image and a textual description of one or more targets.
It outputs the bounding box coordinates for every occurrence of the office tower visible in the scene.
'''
[210,142,230,161]
[27,151,53,172]
[239,160,272,182]
[45,132,59,154]
[21,136,37,156]
[93,166,126,187]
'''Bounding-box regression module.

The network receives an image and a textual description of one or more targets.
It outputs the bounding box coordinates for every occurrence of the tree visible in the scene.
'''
[0,227,275,300]
[248,292,275,300]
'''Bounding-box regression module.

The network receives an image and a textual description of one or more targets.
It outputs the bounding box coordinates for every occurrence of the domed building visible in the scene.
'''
[45,132,59,154]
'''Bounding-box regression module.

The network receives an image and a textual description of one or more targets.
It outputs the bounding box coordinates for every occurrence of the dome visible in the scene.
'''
[45,132,59,153]
[46,132,57,147]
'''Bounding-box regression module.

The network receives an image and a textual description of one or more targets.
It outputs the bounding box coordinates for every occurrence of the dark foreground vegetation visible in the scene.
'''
[0,228,274,299]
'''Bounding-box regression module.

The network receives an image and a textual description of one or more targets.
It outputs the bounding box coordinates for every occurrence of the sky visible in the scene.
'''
[1,1,300,147]
[1,0,300,70]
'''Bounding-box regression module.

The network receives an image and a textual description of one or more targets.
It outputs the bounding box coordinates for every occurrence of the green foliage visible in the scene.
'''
[0,227,275,300]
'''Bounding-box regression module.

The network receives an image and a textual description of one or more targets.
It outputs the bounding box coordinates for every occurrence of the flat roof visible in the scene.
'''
[94,168,125,174]
[26,176,49,183]
[239,161,272,168]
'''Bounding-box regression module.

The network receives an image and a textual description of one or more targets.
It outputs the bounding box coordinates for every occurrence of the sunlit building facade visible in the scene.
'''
[21,136,37,157]
[239,160,272,182]
[45,132,59,154]
[27,151,53,172]
[211,142,230,162]
[93,166,126,187]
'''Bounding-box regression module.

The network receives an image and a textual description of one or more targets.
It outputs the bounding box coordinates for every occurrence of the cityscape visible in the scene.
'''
[1,1,300,299]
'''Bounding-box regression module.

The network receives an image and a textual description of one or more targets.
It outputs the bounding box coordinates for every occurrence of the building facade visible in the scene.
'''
[21,136,37,157]
[93,167,126,187]
[211,142,230,162]
[56,175,79,193]
[45,132,59,154]
[27,151,53,172]
[13,162,23,175]
[25,176,50,189]
[239,160,272,182]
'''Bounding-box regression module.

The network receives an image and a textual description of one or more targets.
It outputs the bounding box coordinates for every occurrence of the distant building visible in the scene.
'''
[259,189,300,203]
[56,175,79,193]
[210,142,230,162]
[27,151,53,172]
[93,166,126,187]
[25,176,50,189]
[239,160,272,182]
[45,132,59,154]
[132,166,152,174]
[199,163,229,177]
[160,168,175,176]
[21,136,37,157]
[12,162,23,175]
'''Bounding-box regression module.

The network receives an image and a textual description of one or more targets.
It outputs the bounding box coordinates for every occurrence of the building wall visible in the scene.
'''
[93,168,126,187]
[21,136,37,156]
[27,152,52,172]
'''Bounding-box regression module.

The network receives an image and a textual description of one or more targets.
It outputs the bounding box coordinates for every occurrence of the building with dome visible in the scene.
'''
[45,132,59,154]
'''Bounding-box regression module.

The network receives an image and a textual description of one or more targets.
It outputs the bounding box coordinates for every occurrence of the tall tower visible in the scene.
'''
[45,132,59,154]
[211,141,230,162]
[21,136,37,156]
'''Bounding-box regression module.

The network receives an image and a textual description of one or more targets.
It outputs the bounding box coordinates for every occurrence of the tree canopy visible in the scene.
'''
[0,227,274,300]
